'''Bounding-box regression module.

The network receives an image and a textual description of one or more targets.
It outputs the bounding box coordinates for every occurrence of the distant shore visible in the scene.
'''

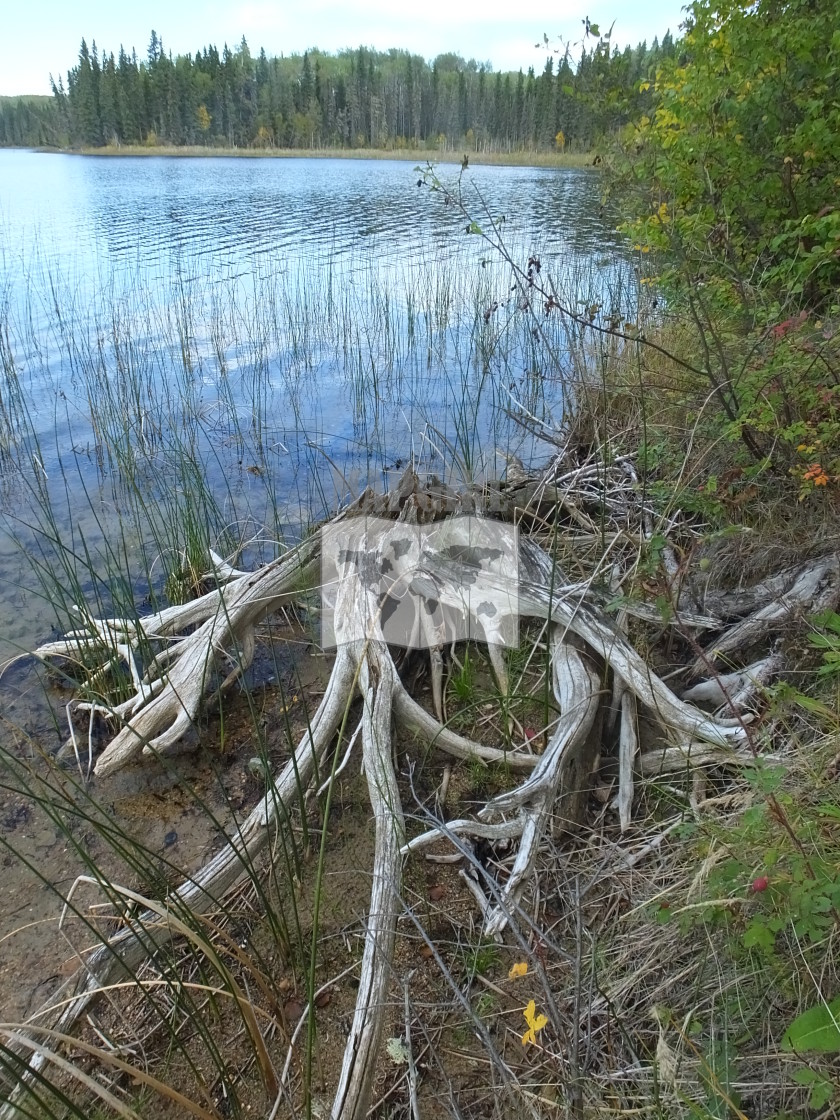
[42,144,596,169]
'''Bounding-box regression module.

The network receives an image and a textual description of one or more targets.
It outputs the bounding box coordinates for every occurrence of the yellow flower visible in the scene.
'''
[508,961,528,979]
[521,999,548,1046]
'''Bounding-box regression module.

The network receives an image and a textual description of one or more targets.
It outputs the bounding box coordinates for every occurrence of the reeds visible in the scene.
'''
[0,219,635,650]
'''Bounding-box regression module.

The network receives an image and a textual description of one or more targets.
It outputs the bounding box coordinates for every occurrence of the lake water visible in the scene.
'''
[0,150,634,666]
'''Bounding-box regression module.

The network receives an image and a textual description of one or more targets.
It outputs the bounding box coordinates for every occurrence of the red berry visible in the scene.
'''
[524,727,537,740]
[751,876,769,893]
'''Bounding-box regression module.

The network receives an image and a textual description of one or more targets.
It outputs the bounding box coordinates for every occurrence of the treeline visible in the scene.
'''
[0,96,58,147]
[0,30,676,152]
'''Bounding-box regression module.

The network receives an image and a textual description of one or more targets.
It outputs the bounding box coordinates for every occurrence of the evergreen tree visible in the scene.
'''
[99,54,119,143]
[72,39,102,145]
[33,27,677,154]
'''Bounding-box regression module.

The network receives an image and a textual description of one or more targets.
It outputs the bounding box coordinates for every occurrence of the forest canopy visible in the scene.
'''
[0,29,677,151]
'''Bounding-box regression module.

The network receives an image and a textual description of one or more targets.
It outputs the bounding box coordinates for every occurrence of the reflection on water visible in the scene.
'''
[0,150,634,665]
[2,152,617,280]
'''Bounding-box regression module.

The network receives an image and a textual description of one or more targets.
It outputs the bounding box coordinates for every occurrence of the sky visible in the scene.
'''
[0,0,689,97]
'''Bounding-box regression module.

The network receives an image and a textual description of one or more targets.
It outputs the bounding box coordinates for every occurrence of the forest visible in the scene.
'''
[0,29,677,152]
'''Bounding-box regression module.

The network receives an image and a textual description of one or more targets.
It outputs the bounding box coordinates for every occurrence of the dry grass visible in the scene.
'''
[33,717,839,1119]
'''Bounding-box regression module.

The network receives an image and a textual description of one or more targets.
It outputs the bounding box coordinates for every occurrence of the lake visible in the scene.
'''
[0,150,633,667]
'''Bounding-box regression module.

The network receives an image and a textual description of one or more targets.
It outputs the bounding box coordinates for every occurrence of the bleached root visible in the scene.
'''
[19,465,823,1116]
[681,648,785,715]
[331,643,403,1120]
[0,641,354,1120]
[393,688,537,772]
[688,554,840,677]
[617,691,639,833]
[482,632,601,936]
[517,539,749,751]
[32,541,319,776]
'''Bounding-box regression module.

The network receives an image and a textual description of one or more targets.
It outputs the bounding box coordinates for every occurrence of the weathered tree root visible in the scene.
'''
[482,632,601,935]
[688,554,840,677]
[0,642,354,1120]
[34,539,321,776]
[18,468,808,1119]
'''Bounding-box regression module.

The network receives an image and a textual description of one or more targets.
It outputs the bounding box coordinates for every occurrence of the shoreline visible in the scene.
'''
[29,144,596,169]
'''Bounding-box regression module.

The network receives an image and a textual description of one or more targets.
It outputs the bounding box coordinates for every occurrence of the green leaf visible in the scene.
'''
[748,763,786,794]
[813,611,840,635]
[783,688,836,719]
[782,997,840,1053]
[810,1078,834,1109]
[792,1067,818,1086]
[589,23,600,36]
[793,1067,836,1110]
[386,1037,410,1064]
[742,919,775,951]
[810,632,840,659]
[655,594,673,624]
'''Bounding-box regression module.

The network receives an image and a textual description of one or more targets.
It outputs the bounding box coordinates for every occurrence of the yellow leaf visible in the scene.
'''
[521,999,548,1046]
[508,961,528,979]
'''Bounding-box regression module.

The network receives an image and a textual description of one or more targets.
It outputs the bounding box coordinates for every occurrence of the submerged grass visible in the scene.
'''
[0,222,631,656]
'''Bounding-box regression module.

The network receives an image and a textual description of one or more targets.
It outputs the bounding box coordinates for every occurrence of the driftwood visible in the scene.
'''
[687,555,840,677]
[10,460,837,1120]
